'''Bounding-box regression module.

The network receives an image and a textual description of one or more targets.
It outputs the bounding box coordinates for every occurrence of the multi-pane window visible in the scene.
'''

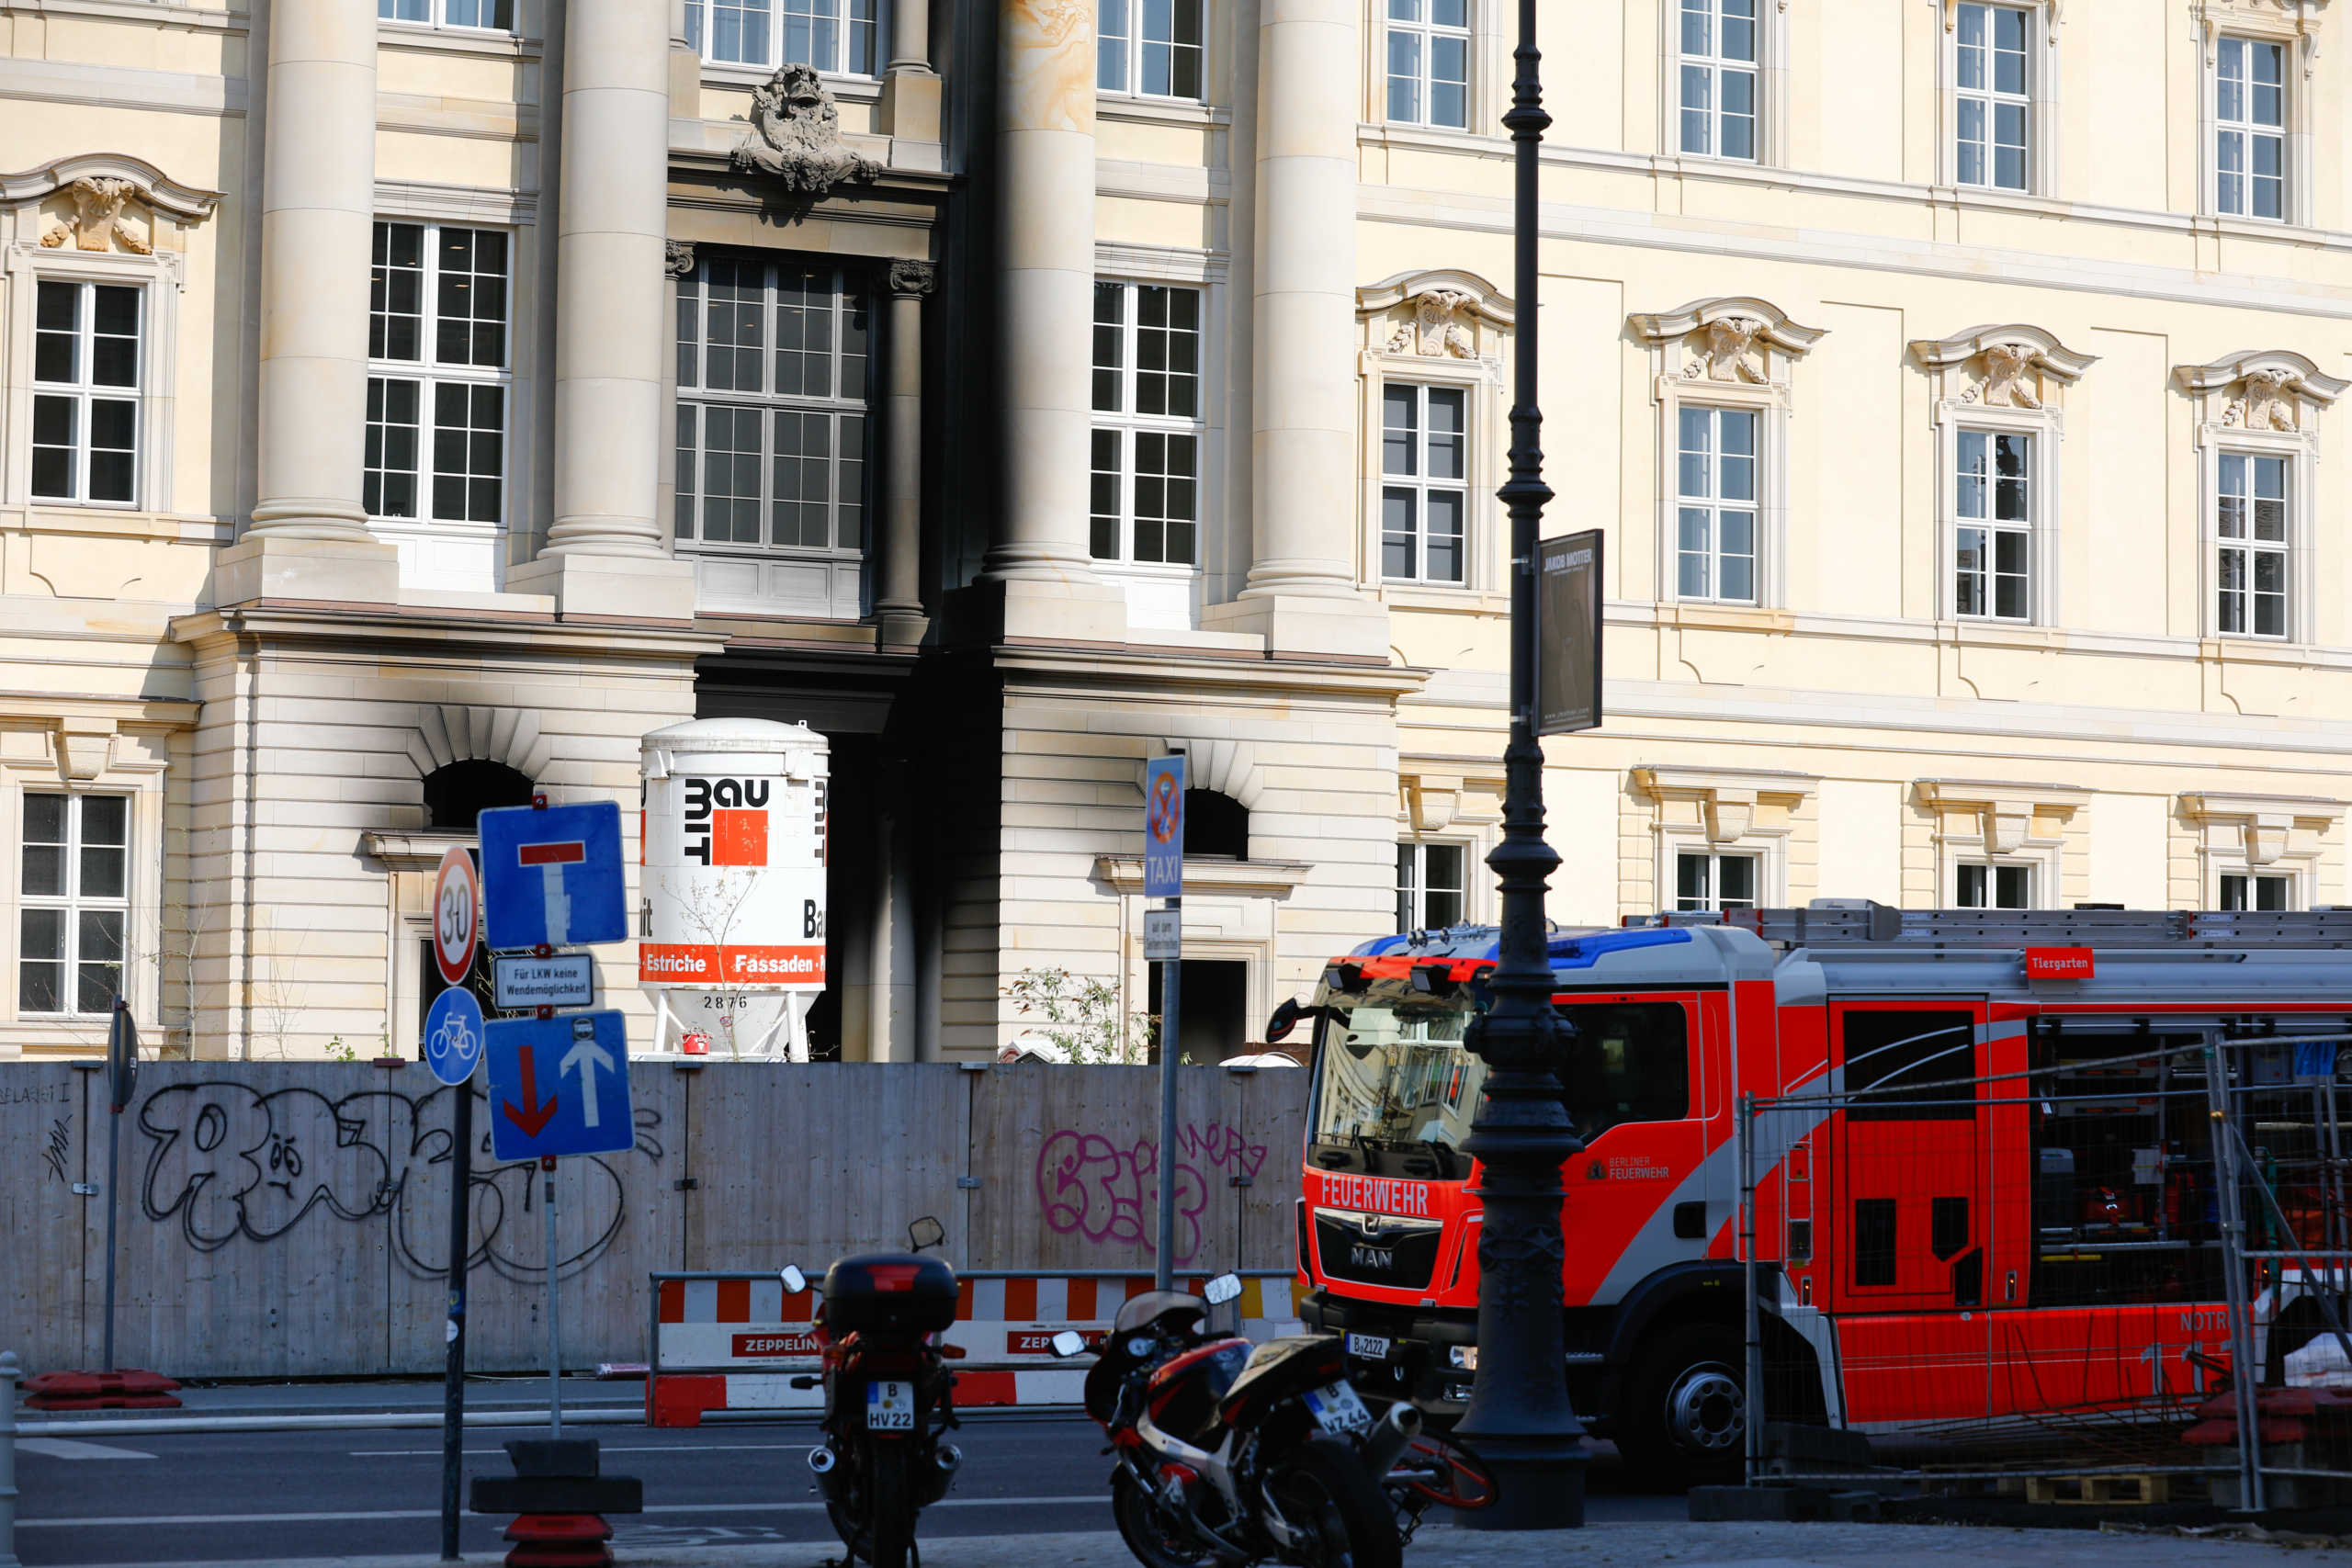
[676,257,871,557]
[1098,0,1204,98]
[1954,3,2030,191]
[379,0,514,28]
[1678,0,1758,160]
[1676,406,1757,603]
[18,794,129,1018]
[1396,843,1469,931]
[1954,429,2030,620]
[1091,282,1202,567]
[1675,852,1758,912]
[2222,872,2294,912]
[1956,863,2031,909]
[683,0,880,77]
[1381,385,1468,585]
[2217,452,2289,639]
[2216,37,2286,220]
[1385,0,1470,130]
[367,221,510,526]
[31,280,141,506]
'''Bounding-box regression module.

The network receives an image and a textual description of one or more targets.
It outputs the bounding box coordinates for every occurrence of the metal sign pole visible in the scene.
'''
[100,1103,119,1373]
[1155,901,1182,1292]
[544,1156,562,1440]
[438,1083,474,1562]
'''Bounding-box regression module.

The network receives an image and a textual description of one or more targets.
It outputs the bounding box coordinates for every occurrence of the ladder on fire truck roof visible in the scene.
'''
[1646,899,2352,949]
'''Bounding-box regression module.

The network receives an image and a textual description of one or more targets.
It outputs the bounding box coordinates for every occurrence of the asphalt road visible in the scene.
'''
[13,1410,1680,1565]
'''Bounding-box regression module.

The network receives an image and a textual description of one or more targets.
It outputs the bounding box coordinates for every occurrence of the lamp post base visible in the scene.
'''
[1459,1439,1588,1530]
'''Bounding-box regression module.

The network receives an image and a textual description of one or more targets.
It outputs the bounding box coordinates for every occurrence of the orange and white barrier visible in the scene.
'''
[647,1269,1306,1427]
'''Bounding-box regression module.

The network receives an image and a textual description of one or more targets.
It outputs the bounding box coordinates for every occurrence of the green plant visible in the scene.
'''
[325,1034,359,1063]
[1003,967,1158,1064]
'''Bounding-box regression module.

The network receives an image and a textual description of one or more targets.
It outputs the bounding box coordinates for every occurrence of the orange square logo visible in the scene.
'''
[711,808,768,867]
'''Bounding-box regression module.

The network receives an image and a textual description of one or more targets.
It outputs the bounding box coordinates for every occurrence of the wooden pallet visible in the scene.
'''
[2024,1473,2173,1506]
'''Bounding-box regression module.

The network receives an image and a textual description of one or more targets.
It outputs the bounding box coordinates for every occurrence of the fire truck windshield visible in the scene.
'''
[1306,978,1483,1179]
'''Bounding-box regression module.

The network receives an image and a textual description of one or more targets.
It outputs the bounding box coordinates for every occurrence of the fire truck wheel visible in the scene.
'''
[1617,1324,1747,1489]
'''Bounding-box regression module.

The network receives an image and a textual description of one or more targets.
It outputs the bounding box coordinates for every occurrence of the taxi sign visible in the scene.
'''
[433,846,481,986]
[1144,756,1185,900]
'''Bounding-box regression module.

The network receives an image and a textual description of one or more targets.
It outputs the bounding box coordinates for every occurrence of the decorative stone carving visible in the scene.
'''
[1977,342,2045,408]
[40,177,153,254]
[1385,290,1478,357]
[1910,324,2096,408]
[1628,297,1827,386]
[663,239,695,278]
[1357,269,1514,360]
[730,63,882,195]
[2173,350,2347,432]
[888,258,938,297]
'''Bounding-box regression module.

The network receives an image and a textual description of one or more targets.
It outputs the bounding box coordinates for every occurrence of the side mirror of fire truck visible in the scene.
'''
[1266,998,1305,1043]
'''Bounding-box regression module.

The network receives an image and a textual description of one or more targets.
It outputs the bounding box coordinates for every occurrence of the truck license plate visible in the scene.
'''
[1346,1333,1391,1360]
[1304,1381,1373,1436]
[866,1380,915,1431]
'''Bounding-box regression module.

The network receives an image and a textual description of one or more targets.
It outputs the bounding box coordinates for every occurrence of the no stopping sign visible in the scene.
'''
[434,846,480,985]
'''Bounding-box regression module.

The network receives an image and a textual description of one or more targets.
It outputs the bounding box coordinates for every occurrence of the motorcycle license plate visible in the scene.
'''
[866,1381,916,1431]
[1303,1381,1373,1436]
[1345,1333,1391,1360]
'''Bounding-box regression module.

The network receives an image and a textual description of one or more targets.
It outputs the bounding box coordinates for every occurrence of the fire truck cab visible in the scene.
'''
[1293,903,2352,1484]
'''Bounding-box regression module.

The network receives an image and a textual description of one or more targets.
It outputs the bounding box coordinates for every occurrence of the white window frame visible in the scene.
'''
[1939,0,2057,197]
[2199,6,2317,228]
[6,248,182,517]
[1380,382,1472,587]
[28,276,142,511]
[683,0,885,79]
[1091,276,1209,623]
[1671,849,1761,912]
[1396,840,1473,932]
[2218,868,2300,912]
[2212,34,2289,222]
[1383,0,1474,130]
[1356,275,1510,599]
[1672,403,1760,605]
[2179,353,2335,647]
[1674,0,1760,163]
[15,791,132,1020]
[1634,766,1814,921]
[1951,424,2035,624]
[378,0,516,34]
[2214,448,2292,640]
[1951,859,2036,909]
[1098,0,1205,101]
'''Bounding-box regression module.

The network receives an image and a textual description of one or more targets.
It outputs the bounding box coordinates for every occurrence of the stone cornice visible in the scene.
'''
[169,604,726,661]
[1092,856,1315,898]
[362,830,475,874]
[2180,792,2347,824]
[991,645,1431,701]
[0,153,221,222]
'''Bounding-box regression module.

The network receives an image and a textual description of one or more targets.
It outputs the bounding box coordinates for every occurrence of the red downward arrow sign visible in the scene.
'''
[502,1043,560,1138]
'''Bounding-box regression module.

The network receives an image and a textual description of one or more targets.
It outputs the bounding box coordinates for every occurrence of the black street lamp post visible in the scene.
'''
[1450,0,1589,1531]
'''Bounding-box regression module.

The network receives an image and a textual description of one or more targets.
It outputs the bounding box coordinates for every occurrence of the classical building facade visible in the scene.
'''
[3,0,2349,1061]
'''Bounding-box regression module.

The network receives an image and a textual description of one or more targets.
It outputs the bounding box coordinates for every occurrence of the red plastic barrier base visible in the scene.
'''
[23,1369,182,1410]
[503,1512,613,1568]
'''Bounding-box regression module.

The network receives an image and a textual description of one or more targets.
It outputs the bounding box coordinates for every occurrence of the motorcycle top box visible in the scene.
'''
[819,1252,958,1336]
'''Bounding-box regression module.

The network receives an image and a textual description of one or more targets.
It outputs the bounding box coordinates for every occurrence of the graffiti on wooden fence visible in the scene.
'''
[1035,1121,1271,1265]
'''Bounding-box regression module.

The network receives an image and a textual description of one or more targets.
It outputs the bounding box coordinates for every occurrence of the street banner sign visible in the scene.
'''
[484,1010,634,1161]
[480,801,628,951]
[1537,529,1604,736]
[424,987,486,1087]
[1144,756,1186,899]
[433,846,481,985]
[1143,908,1182,961]
[493,953,596,1011]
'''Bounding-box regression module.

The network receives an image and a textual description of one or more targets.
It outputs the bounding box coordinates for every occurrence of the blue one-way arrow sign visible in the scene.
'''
[483,1010,634,1161]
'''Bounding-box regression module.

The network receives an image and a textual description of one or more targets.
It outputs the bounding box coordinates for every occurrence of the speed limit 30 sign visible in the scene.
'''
[433,846,481,986]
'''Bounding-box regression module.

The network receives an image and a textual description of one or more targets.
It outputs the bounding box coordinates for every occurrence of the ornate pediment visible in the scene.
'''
[730,64,881,195]
[2174,350,2347,432]
[1910,324,2096,410]
[1,153,220,254]
[1357,269,1514,360]
[1630,296,1826,387]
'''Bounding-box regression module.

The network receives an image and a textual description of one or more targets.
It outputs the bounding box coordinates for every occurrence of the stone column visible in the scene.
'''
[876,259,933,648]
[967,0,1125,642]
[219,0,399,604]
[510,0,695,618]
[1203,0,1385,658]
[882,0,943,165]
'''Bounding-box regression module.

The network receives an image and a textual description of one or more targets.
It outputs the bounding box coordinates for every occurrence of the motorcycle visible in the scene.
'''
[1051,1272,1415,1568]
[782,1216,966,1568]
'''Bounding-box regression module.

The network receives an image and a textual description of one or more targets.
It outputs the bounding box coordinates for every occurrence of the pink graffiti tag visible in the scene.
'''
[1035,1122,1270,1266]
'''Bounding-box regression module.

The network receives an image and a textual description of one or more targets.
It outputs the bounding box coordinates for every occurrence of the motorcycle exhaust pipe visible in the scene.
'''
[807,1446,838,1475]
[1361,1401,1423,1480]
[933,1443,963,1474]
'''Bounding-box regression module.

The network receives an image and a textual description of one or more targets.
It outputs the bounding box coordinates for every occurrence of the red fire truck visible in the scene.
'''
[1290,903,2352,1484]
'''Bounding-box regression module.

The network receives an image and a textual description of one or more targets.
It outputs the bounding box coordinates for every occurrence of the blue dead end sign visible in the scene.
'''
[483,1010,634,1161]
[479,801,628,952]
[424,987,486,1087]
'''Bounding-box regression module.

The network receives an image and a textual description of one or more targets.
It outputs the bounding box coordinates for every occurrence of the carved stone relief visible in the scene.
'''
[663,240,695,279]
[888,258,938,298]
[2232,367,2304,430]
[1358,270,1513,360]
[40,177,153,254]
[1910,325,2095,407]
[2170,350,2344,432]
[1971,342,2048,408]
[1628,297,1827,386]
[730,64,882,195]
[1385,290,1478,357]
[1689,317,1770,383]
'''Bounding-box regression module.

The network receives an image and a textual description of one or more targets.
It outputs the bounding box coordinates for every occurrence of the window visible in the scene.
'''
[2216,37,2285,221]
[1674,851,1758,911]
[1678,0,1757,160]
[2218,452,2288,638]
[1381,384,1467,584]
[1186,790,1250,860]
[1954,428,2030,620]
[31,279,141,506]
[1555,1001,1690,1143]
[18,794,129,1017]
[1396,842,1468,931]
[379,0,514,28]
[1956,863,2030,909]
[367,221,511,527]
[1675,406,1757,602]
[1098,0,1203,98]
[1385,0,1470,130]
[2222,872,2293,912]
[1091,281,1202,567]
[683,0,881,77]
[1954,3,2029,191]
[676,256,871,558]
